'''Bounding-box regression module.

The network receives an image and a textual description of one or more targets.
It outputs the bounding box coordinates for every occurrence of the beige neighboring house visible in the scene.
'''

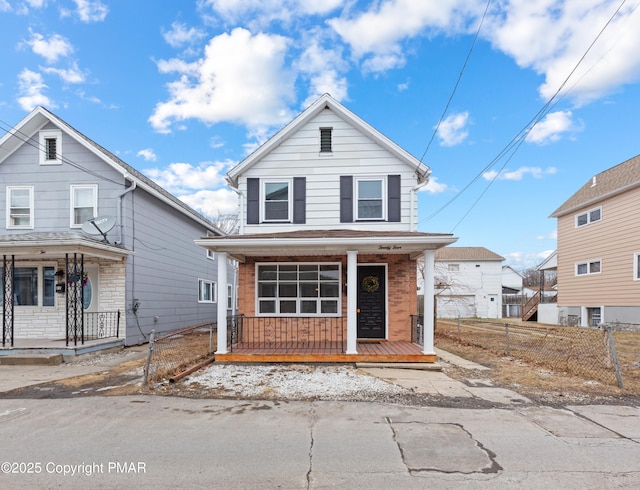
[550,154,640,327]
[434,247,504,319]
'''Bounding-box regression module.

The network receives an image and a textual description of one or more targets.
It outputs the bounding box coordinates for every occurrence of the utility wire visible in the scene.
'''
[423,0,630,228]
[0,117,126,187]
[420,0,492,163]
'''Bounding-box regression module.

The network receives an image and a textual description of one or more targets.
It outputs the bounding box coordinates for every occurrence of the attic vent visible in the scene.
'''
[320,127,332,153]
[45,138,57,160]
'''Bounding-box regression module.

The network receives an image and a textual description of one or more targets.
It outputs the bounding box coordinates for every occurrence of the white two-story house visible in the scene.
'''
[196,94,457,363]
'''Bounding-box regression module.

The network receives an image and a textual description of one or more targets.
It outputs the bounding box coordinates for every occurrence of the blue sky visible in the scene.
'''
[2,0,640,270]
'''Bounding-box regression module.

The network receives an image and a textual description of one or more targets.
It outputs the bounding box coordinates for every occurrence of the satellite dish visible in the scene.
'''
[82,215,116,242]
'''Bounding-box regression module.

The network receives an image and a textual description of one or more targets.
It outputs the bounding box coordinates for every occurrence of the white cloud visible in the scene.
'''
[144,160,233,194]
[41,62,86,83]
[201,0,343,27]
[503,250,552,270]
[163,22,206,48]
[17,69,54,110]
[526,110,576,144]
[484,1,640,105]
[26,32,73,63]
[149,28,295,134]
[178,189,239,217]
[436,111,469,147]
[137,148,157,162]
[482,166,557,181]
[421,175,448,194]
[536,231,557,240]
[74,0,108,22]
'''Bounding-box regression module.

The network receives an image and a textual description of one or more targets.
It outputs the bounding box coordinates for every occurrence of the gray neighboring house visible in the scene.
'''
[1,106,230,354]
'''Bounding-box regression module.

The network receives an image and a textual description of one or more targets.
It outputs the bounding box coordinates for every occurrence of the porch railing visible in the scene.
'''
[83,310,121,341]
[228,315,345,353]
[410,314,424,346]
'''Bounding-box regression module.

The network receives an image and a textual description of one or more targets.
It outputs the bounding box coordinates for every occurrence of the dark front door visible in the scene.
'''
[357,265,386,339]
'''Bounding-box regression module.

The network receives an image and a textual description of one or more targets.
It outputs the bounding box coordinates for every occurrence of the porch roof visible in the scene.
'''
[0,232,132,261]
[195,229,457,262]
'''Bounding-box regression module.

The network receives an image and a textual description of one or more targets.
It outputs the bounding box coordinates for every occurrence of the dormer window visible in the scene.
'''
[320,127,332,153]
[39,129,62,165]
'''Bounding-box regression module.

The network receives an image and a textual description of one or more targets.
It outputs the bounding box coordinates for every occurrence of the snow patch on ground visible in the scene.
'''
[184,364,408,399]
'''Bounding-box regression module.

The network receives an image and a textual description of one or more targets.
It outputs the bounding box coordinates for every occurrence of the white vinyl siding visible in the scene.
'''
[7,186,34,229]
[240,111,418,233]
[70,184,97,227]
[39,129,62,165]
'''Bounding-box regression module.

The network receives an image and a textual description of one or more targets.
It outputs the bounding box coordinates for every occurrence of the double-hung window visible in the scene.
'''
[39,130,62,165]
[7,186,34,229]
[576,259,601,276]
[198,279,216,303]
[575,206,601,227]
[70,185,97,227]
[1,265,55,306]
[257,263,341,316]
[263,180,290,222]
[356,177,385,220]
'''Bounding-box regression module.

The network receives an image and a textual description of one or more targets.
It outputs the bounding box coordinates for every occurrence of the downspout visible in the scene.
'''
[410,179,429,232]
[227,181,244,235]
[116,179,137,246]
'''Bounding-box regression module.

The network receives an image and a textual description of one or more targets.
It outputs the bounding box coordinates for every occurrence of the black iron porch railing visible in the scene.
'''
[410,314,424,346]
[227,315,345,353]
[83,310,121,341]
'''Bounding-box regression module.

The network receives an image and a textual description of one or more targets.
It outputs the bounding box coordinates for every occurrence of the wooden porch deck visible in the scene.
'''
[215,340,436,363]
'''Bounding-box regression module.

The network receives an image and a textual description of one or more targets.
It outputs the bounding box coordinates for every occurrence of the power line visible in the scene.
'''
[423,0,631,229]
[0,117,126,187]
[420,0,492,163]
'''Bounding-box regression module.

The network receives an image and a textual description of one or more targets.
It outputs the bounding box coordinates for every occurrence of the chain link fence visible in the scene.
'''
[143,322,215,385]
[436,319,624,388]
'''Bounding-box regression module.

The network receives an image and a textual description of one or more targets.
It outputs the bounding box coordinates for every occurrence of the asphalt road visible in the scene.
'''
[1,396,639,489]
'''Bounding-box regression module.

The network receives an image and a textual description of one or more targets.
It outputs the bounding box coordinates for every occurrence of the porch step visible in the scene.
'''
[355,362,443,371]
[0,353,64,366]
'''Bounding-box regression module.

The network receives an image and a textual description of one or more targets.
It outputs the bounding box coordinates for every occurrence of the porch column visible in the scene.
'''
[346,250,358,354]
[216,252,228,354]
[422,249,436,355]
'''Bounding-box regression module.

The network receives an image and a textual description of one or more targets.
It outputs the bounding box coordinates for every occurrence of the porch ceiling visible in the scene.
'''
[0,232,132,261]
[195,229,457,262]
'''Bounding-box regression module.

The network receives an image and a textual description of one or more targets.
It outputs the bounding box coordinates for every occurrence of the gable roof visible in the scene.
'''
[435,246,504,261]
[0,107,223,235]
[226,93,430,188]
[550,153,640,218]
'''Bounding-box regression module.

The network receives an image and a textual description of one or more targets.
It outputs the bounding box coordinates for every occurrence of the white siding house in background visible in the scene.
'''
[435,247,505,319]
[502,265,524,318]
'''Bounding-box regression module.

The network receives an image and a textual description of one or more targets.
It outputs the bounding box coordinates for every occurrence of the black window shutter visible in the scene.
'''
[247,178,259,224]
[388,175,401,222]
[293,177,306,224]
[340,176,353,223]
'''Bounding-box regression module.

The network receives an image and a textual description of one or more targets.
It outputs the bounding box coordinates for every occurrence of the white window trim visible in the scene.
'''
[575,206,602,228]
[6,185,34,229]
[4,262,57,307]
[355,176,387,221]
[575,259,602,276]
[255,262,342,317]
[198,279,217,303]
[634,253,640,281]
[261,179,292,223]
[70,184,98,228]
[227,284,233,310]
[39,129,62,165]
